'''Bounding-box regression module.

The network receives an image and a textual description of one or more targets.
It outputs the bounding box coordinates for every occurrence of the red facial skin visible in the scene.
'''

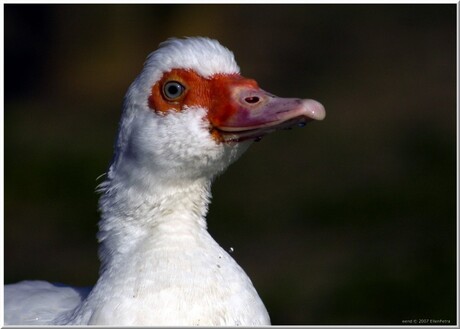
[148,69,260,141]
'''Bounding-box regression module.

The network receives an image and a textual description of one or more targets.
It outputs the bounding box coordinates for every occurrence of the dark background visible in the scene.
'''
[4,4,457,325]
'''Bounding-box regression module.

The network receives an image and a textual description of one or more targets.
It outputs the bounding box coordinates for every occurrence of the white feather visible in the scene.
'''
[4,37,269,325]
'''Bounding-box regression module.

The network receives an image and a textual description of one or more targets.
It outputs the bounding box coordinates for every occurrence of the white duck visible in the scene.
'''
[4,37,325,326]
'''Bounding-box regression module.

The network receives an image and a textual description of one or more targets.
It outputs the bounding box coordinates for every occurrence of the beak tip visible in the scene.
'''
[301,99,326,121]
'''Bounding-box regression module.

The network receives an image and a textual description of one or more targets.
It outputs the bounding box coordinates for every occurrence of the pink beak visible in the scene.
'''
[213,85,326,143]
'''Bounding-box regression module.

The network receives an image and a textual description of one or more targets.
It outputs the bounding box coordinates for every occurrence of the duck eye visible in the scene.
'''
[163,81,185,101]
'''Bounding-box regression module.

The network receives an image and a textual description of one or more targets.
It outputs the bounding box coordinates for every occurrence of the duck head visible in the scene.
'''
[108,37,325,187]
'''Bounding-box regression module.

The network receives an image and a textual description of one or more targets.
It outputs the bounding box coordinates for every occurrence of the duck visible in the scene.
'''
[4,37,325,326]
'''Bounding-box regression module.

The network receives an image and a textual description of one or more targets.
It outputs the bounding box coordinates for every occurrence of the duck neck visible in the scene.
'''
[96,170,212,272]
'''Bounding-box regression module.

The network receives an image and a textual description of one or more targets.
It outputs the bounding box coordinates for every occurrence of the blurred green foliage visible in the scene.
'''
[4,4,457,325]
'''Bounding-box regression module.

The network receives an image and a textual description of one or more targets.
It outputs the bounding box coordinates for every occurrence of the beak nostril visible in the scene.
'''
[244,96,260,104]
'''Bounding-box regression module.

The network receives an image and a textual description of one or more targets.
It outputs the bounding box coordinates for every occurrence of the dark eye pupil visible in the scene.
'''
[163,81,184,100]
[167,85,179,95]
